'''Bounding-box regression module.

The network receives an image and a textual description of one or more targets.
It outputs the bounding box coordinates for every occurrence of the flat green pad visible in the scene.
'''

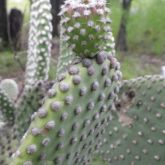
[98,75,165,165]
[10,53,121,165]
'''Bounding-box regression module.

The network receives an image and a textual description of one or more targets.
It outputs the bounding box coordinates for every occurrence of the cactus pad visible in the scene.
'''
[10,52,121,165]
[60,0,113,57]
[0,88,15,124]
[97,75,165,165]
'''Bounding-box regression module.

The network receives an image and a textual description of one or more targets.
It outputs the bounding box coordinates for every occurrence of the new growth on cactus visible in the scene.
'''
[0,0,164,165]
[59,0,113,57]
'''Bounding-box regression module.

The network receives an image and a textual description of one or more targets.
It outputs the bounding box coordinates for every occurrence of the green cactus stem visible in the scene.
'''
[97,75,165,165]
[10,52,121,165]
[25,0,52,90]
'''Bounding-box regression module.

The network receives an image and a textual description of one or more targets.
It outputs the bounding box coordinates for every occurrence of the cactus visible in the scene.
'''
[25,0,52,89]
[0,0,164,165]
[97,75,165,165]
[0,88,16,124]
[0,124,18,165]
[0,79,19,101]
[10,52,121,165]
[59,0,113,57]
[14,0,53,138]
[8,0,122,164]
[57,0,115,74]
[15,81,47,138]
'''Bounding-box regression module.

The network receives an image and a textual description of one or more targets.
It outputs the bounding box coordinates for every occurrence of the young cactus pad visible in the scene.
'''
[0,79,19,101]
[0,88,15,124]
[97,75,165,165]
[10,52,121,165]
[60,0,113,57]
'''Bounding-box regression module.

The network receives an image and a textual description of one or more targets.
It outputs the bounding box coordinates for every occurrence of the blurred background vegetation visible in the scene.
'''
[0,0,165,81]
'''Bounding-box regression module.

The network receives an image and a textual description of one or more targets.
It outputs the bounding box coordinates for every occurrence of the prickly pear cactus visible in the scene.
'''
[1,0,164,165]
[10,0,122,164]
[97,75,165,165]
[10,52,121,165]
[59,0,113,57]
[57,0,115,74]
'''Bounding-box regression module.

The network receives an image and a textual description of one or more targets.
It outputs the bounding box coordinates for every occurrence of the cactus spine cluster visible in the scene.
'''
[0,0,164,165]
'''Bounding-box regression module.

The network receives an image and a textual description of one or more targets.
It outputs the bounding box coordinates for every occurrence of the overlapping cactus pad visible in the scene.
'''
[10,52,121,165]
[97,75,165,165]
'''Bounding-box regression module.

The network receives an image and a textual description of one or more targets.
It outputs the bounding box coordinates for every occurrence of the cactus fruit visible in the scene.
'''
[10,52,121,165]
[97,75,165,165]
[25,0,52,89]
[0,79,19,101]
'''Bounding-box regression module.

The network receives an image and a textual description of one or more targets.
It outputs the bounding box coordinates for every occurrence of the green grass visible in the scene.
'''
[110,0,165,55]
[117,52,162,79]
[0,51,20,76]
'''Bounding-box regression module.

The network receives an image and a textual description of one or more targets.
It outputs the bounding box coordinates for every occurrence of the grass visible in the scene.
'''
[117,52,163,79]
[110,0,165,55]
[0,50,21,77]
